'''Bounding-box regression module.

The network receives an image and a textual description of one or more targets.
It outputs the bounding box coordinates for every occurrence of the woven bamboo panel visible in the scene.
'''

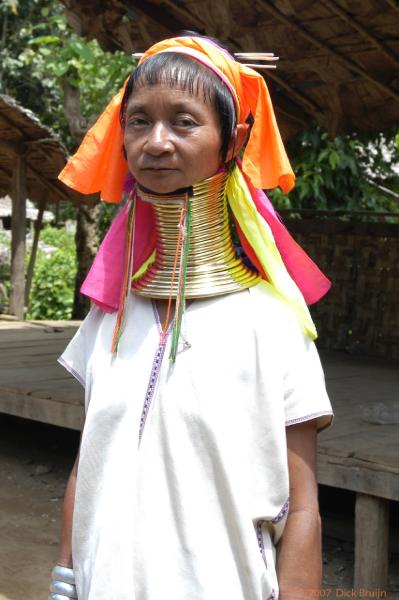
[286,220,399,361]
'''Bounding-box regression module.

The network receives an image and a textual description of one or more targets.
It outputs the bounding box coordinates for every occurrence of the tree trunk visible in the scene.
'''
[63,81,101,319]
[9,154,27,320]
[72,200,101,319]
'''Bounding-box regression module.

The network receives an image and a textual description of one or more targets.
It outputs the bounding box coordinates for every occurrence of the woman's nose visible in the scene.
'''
[144,122,174,155]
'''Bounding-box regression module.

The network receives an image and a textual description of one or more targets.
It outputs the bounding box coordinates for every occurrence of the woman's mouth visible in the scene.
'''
[141,166,177,172]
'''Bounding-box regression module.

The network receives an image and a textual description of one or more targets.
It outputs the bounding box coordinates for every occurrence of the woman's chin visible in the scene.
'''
[133,166,222,195]
[136,181,188,195]
[134,170,188,195]
[141,185,182,195]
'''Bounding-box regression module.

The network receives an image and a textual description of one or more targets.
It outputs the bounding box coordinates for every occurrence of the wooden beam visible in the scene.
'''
[267,78,312,125]
[26,137,63,146]
[25,199,46,308]
[160,0,206,32]
[385,0,399,12]
[317,450,399,501]
[321,0,399,69]
[0,139,24,155]
[0,110,27,138]
[26,163,73,204]
[0,162,72,206]
[256,0,399,104]
[266,70,324,118]
[275,104,308,127]
[354,493,389,590]
[132,0,189,35]
[0,139,73,203]
[9,154,27,320]
[0,386,84,431]
[0,164,11,184]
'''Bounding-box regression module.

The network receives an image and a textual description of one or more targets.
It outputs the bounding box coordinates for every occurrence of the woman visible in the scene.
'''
[50,34,333,600]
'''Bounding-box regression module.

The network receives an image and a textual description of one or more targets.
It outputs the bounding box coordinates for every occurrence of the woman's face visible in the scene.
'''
[123,83,223,193]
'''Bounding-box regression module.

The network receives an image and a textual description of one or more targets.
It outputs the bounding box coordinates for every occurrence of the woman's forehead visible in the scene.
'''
[126,83,215,111]
[130,70,215,96]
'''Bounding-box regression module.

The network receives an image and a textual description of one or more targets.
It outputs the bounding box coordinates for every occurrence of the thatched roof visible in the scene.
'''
[0,94,87,205]
[61,0,399,139]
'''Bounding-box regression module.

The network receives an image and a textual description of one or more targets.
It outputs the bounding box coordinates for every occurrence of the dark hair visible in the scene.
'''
[120,36,237,162]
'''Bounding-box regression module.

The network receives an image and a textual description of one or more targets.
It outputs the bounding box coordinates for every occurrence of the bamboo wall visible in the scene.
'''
[286,220,399,361]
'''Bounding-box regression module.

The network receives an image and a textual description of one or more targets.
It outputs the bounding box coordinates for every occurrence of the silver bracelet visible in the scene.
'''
[49,565,77,599]
[51,565,75,585]
[50,580,78,598]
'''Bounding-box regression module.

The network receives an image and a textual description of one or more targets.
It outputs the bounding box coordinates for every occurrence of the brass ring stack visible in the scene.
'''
[134,170,260,299]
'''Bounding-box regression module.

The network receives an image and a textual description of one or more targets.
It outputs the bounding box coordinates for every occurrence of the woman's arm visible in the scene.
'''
[276,419,322,600]
[56,444,81,568]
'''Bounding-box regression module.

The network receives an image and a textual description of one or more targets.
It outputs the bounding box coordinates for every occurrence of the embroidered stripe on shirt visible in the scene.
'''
[256,520,267,565]
[138,334,169,446]
[270,497,290,524]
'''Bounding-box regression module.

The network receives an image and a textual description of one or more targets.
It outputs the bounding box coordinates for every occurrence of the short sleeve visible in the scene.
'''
[58,304,104,389]
[283,316,334,433]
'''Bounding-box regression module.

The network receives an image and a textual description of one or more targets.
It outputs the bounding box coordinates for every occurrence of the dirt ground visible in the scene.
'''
[0,414,398,600]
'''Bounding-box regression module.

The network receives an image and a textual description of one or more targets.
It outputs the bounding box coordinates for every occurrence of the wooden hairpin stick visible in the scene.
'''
[131,51,279,69]
[235,53,279,60]
[242,64,277,69]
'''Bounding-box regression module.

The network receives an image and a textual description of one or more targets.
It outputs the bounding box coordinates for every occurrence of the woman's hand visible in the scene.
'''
[276,419,322,600]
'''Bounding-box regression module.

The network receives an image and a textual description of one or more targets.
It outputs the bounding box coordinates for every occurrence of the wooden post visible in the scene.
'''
[354,492,389,591]
[25,199,46,308]
[9,154,27,320]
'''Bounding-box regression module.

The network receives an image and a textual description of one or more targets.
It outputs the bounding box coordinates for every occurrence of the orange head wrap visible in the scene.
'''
[59,35,295,202]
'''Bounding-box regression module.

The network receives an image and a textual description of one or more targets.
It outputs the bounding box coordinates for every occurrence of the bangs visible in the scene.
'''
[132,53,219,101]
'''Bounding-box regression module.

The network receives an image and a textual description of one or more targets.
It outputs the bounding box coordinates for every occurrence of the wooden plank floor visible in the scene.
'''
[1,318,398,501]
[318,351,399,501]
[0,318,84,430]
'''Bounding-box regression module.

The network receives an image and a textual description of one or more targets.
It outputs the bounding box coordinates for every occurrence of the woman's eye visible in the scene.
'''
[128,117,149,127]
[175,118,196,128]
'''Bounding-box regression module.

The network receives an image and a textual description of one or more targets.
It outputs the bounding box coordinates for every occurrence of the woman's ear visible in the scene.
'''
[225,123,249,162]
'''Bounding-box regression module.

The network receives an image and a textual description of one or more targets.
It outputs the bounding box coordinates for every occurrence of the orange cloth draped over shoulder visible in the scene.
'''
[58,36,295,203]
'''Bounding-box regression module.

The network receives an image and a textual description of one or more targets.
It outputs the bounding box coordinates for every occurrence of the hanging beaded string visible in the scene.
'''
[110,188,192,359]
[160,192,192,362]
[170,193,192,361]
[111,190,136,354]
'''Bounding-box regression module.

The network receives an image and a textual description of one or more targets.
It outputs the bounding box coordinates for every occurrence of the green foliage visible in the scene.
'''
[269,126,399,215]
[0,0,133,150]
[27,226,76,320]
[0,232,11,311]
[0,230,10,247]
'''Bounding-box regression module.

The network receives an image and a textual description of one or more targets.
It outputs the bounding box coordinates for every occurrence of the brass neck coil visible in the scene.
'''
[133,170,261,298]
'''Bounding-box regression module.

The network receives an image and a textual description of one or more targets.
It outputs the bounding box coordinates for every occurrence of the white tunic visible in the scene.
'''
[59,281,333,600]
